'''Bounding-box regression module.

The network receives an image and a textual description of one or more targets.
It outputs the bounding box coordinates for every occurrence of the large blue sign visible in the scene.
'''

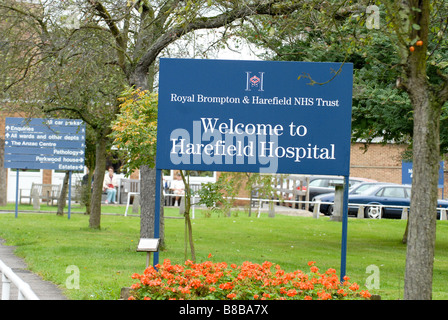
[4,117,85,171]
[156,58,353,175]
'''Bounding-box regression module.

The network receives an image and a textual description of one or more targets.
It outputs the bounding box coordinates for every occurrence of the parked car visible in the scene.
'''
[315,183,448,219]
[297,176,376,209]
[311,182,393,213]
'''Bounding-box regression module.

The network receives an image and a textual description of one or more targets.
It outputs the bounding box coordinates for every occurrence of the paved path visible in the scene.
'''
[0,239,68,300]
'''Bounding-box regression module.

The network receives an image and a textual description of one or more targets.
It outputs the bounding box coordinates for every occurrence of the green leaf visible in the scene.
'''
[412,24,421,30]
[437,61,448,69]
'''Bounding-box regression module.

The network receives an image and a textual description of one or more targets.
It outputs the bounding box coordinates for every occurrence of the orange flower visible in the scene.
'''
[131,283,141,290]
[219,282,234,290]
[262,261,273,269]
[349,283,360,291]
[178,286,191,294]
[129,259,369,300]
[360,290,371,299]
[325,268,336,275]
[317,290,332,300]
[286,289,298,297]
[337,289,347,297]
[227,293,236,299]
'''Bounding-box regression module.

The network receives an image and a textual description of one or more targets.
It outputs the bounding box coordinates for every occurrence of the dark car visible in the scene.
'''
[298,176,376,209]
[316,184,448,219]
[311,182,393,214]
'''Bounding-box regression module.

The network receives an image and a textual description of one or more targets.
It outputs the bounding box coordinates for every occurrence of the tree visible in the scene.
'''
[85,0,303,233]
[0,0,126,226]
[245,0,448,300]
[394,0,448,300]
[2,0,304,230]
[110,87,164,242]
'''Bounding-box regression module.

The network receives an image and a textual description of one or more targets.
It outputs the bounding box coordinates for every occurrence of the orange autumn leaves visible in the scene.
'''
[111,88,158,173]
[129,258,371,300]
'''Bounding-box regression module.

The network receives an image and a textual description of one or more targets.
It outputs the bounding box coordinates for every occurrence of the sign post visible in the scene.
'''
[4,118,86,218]
[156,58,353,278]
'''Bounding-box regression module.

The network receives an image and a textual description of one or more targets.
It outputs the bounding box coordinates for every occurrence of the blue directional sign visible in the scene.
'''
[4,117,86,171]
[402,160,444,188]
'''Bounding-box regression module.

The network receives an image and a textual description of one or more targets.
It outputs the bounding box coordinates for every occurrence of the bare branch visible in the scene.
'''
[87,0,128,70]
[133,0,301,85]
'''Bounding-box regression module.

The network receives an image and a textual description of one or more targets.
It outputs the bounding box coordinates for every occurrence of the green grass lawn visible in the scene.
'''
[1,203,448,300]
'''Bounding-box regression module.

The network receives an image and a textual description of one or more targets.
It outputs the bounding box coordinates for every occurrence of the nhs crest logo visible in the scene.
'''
[245,71,265,91]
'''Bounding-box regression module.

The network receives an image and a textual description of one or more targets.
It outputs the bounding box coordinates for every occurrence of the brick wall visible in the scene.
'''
[350,142,405,183]
[350,142,448,198]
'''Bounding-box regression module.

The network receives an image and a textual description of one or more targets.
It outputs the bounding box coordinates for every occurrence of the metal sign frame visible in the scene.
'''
[154,58,352,280]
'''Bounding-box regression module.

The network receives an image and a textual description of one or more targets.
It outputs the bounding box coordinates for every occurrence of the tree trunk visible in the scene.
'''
[402,0,440,300]
[131,57,165,245]
[89,134,108,229]
[139,165,164,246]
[180,170,195,262]
[82,171,93,215]
[57,171,70,216]
[139,165,154,238]
[404,86,440,300]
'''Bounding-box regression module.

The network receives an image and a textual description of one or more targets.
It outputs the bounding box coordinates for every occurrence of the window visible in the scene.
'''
[381,187,406,198]
[309,179,325,187]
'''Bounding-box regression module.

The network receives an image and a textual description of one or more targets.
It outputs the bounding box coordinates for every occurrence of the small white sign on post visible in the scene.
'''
[137,238,160,268]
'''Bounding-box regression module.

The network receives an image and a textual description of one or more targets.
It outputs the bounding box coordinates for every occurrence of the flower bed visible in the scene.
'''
[128,257,371,300]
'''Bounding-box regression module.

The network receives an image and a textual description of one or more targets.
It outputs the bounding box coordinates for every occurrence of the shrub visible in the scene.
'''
[128,257,371,300]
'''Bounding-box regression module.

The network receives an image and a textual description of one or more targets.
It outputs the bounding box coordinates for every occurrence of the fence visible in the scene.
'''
[118,178,140,204]
[311,200,448,220]
[183,194,448,221]
[0,259,39,300]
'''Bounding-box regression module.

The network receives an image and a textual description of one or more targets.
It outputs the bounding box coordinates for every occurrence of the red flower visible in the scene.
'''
[227,293,236,299]
[349,283,360,291]
[360,290,372,299]
[286,289,297,297]
[129,259,370,300]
